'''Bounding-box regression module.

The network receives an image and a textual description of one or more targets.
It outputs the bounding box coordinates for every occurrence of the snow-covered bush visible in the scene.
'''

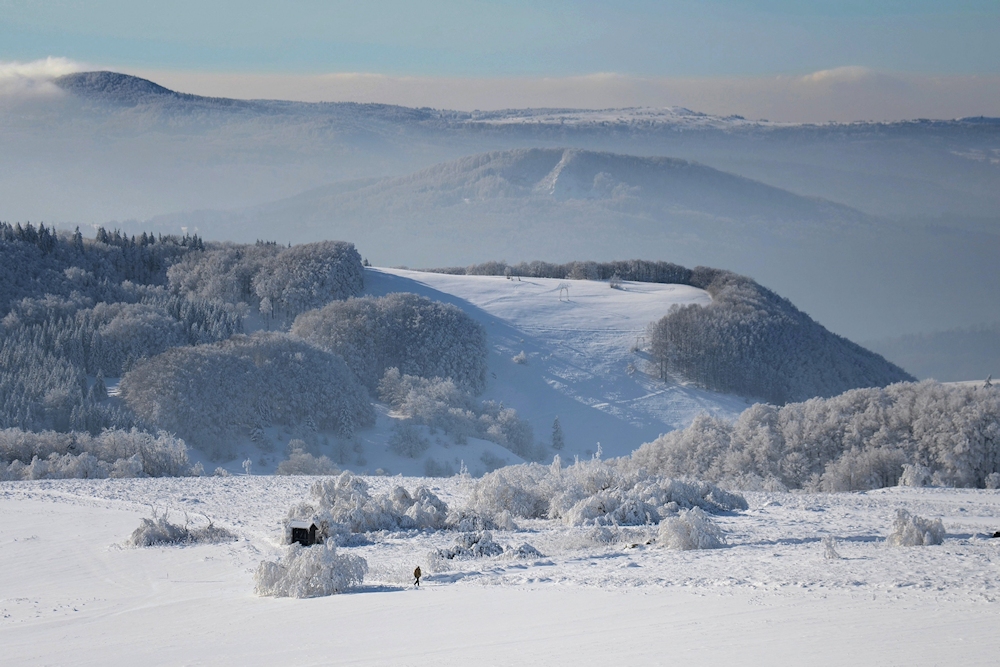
[504,543,544,560]
[378,370,542,460]
[822,536,842,559]
[434,531,505,560]
[447,508,518,532]
[899,463,933,488]
[126,509,236,547]
[424,457,456,477]
[121,333,374,459]
[431,532,544,566]
[633,381,1000,490]
[886,509,945,547]
[0,427,193,480]
[819,447,906,492]
[512,351,528,365]
[465,456,746,527]
[276,446,339,476]
[466,463,551,520]
[387,422,431,458]
[284,471,449,539]
[254,541,368,598]
[657,507,726,550]
[292,292,487,393]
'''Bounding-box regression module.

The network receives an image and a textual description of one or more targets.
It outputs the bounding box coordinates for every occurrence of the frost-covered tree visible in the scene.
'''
[645,269,914,404]
[167,240,363,321]
[292,292,488,393]
[377,369,542,460]
[120,333,374,459]
[632,380,1000,490]
[551,417,564,450]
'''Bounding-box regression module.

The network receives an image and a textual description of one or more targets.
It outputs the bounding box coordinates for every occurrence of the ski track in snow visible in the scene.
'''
[2,477,1000,665]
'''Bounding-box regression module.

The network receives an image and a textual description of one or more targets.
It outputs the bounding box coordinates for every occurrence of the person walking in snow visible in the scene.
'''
[413,566,422,587]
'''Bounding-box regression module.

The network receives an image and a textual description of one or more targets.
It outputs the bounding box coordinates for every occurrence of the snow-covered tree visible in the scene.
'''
[551,417,564,450]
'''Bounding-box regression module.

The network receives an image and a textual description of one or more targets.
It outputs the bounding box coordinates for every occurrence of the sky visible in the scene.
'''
[1,1,998,120]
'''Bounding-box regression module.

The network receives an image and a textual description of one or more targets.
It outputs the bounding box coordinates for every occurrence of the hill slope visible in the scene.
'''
[361,267,749,465]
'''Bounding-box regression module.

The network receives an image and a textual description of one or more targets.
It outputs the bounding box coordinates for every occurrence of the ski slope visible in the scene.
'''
[2,477,999,666]
[364,268,747,462]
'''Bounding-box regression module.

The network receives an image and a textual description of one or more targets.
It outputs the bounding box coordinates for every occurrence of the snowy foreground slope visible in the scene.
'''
[2,476,999,666]
[363,268,747,462]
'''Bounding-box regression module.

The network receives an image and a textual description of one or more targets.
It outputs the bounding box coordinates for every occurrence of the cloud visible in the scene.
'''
[0,57,85,98]
[799,66,875,85]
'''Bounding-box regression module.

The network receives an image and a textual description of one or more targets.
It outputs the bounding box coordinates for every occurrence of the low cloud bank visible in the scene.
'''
[0,57,84,99]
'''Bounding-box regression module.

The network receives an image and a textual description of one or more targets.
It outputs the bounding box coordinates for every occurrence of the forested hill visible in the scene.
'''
[428,259,915,404]
[0,223,365,441]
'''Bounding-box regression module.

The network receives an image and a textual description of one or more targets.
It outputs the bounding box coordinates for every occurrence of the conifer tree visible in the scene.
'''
[552,416,564,450]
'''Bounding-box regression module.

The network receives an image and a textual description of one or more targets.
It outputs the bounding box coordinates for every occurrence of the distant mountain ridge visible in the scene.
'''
[52,71,1000,132]
[153,146,868,228]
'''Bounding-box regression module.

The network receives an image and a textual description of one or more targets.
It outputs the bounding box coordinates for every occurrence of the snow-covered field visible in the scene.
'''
[2,476,999,665]
[365,268,746,461]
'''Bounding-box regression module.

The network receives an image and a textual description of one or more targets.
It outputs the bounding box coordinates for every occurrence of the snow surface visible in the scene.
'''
[3,476,999,665]
[364,268,748,461]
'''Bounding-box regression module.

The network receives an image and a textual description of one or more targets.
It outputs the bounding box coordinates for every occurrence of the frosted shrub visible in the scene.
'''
[512,351,528,365]
[388,422,431,458]
[886,509,945,547]
[434,531,505,560]
[632,380,1000,491]
[285,471,449,537]
[126,510,236,547]
[254,541,368,598]
[822,536,842,559]
[423,457,456,477]
[431,532,542,568]
[657,508,726,550]
[899,464,933,488]
[819,447,906,492]
[984,472,1000,490]
[466,463,551,520]
[504,543,544,559]
[465,457,746,527]
[379,370,541,460]
[0,427,194,480]
[276,447,339,476]
[447,508,517,532]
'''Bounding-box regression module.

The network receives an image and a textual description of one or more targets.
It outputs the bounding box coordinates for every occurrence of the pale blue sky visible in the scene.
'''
[1,0,997,77]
